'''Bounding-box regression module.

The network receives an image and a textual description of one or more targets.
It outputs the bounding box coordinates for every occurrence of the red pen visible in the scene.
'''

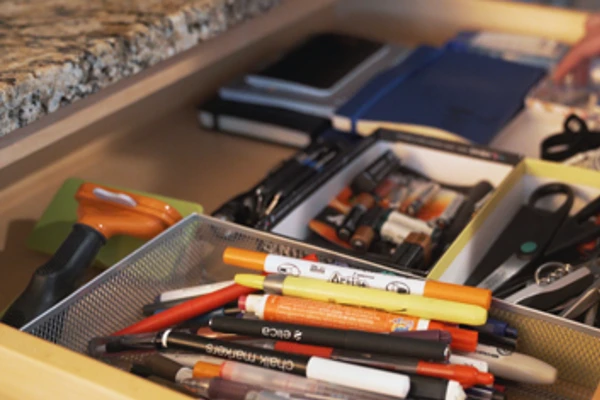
[272,341,493,388]
[113,283,254,335]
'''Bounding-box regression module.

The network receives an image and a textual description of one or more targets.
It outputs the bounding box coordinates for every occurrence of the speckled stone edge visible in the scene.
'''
[0,0,281,137]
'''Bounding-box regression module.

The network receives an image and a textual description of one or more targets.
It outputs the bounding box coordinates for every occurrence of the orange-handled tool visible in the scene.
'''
[1,183,182,328]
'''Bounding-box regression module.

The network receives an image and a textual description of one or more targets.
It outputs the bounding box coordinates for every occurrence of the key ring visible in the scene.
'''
[534,261,573,286]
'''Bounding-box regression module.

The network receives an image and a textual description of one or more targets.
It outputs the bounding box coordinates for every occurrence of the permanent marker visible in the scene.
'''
[457,344,557,384]
[269,341,493,388]
[192,360,397,400]
[160,330,412,398]
[223,247,491,309]
[240,294,479,352]
[235,274,488,326]
[209,316,450,361]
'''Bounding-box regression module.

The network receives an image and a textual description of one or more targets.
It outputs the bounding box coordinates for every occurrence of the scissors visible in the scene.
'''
[541,114,600,162]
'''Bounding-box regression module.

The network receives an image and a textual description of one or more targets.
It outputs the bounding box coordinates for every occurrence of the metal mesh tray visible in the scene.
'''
[22,214,600,400]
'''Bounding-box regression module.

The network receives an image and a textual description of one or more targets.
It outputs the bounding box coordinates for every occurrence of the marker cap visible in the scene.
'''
[193,361,222,379]
[223,248,267,272]
[424,281,492,310]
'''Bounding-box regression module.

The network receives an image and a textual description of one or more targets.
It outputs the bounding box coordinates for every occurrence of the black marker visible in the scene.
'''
[209,316,450,361]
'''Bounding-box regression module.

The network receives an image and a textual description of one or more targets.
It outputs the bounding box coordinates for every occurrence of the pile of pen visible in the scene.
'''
[308,150,494,275]
[89,248,558,400]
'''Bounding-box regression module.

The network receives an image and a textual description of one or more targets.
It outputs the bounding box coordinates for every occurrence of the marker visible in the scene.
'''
[235,274,488,326]
[457,344,557,384]
[113,283,255,335]
[240,295,478,352]
[193,360,396,400]
[159,280,235,302]
[270,341,493,388]
[161,331,411,398]
[209,316,450,361]
[223,247,491,309]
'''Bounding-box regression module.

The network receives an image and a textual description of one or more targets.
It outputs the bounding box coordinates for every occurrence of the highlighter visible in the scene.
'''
[223,247,491,309]
[235,274,488,326]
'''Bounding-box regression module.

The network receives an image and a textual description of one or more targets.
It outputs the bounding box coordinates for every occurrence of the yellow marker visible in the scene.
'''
[235,274,487,326]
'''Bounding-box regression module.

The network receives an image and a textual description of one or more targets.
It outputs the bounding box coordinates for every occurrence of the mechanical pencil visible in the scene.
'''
[182,377,297,400]
[144,355,301,400]
[235,274,488,326]
[457,344,557,384]
[113,283,255,335]
[223,247,491,309]
[209,316,450,361]
[192,360,397,400]
[160,330,411,398]
[270,341,493,388]
[240,294,478,352]
[159,280,235,302]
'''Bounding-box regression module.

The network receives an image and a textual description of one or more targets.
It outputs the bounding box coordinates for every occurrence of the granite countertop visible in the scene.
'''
[0,0,281,137]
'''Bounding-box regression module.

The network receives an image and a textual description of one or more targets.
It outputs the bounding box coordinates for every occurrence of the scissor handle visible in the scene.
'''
[573,196,600,222]
[540,115,590,161]
[528,183,574,220]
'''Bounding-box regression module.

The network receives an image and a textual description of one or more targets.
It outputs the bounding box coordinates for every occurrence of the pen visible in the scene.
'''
[404,182,440,216]
[113,283,255,335]
[457,344,557,384]
[462,318,518,339]
[192,360,397,400]
[223,247,491,308]
[270,341,493,388]
[390,330,453,344]
[208,316,450,361]
[159,280,235,302]
[240,294,478,352]
[161,330,412,398]
[234,274,488,326]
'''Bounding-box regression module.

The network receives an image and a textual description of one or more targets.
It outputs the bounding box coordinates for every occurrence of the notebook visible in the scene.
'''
[246,33,386,97]
[220,44,413,118]
[332,46,546,144]
[198,97,331,148]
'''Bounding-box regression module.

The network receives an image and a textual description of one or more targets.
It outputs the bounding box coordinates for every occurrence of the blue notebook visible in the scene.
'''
[332,46,546,144]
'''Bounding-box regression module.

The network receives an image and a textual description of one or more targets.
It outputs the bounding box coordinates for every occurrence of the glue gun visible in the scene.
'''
[1,183,182,328]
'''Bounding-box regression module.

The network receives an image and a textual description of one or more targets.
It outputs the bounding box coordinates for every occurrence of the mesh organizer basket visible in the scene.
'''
[21,214,600,400]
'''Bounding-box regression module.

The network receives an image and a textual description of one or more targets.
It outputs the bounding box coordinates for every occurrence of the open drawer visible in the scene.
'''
[0,0,595,398]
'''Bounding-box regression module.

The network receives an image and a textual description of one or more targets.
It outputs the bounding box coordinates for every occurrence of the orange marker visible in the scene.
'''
[223,247,491,309]
[240,294,478,352]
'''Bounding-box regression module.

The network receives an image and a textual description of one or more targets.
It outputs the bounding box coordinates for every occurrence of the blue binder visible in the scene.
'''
[333,46,546,144]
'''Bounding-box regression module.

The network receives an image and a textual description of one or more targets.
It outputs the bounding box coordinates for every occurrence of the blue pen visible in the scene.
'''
[462,318,518,338]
